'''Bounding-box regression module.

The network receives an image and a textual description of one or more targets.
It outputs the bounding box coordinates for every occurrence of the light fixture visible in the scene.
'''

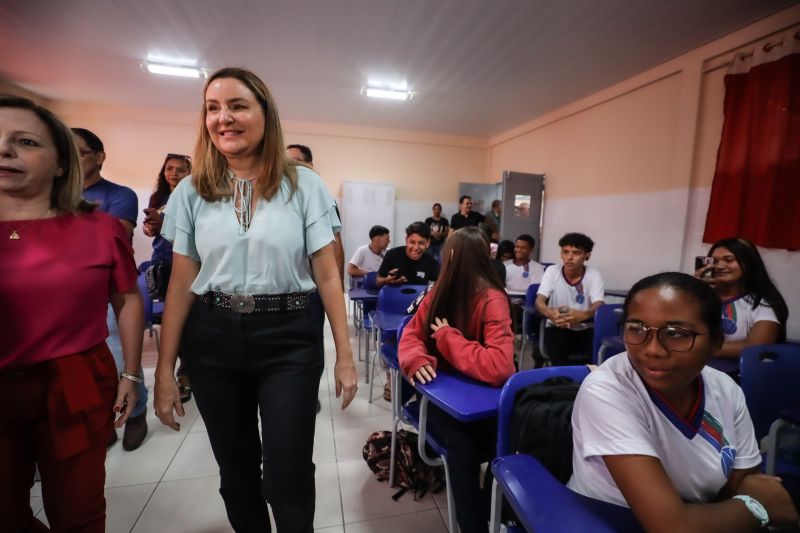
[361,86,414,101]
[143,61,206,79]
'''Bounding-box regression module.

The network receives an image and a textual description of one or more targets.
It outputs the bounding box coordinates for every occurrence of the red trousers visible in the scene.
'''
[0,345,117,533]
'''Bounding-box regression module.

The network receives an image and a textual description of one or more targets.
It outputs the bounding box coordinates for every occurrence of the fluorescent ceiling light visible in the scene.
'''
[144,62,204,78]
[361,86,413,101]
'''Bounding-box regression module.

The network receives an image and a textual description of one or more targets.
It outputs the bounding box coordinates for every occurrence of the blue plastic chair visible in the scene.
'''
[490,366,644,533]
[740,344,800,443]
[518,283,541,370]
[592,304,625,365]
[136,261,164,347]
[368,284,427,402]
[405,369,500,533]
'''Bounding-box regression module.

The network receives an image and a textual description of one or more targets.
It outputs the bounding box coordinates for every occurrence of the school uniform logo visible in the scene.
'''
[721,302,738,335]
[699,412,736,477]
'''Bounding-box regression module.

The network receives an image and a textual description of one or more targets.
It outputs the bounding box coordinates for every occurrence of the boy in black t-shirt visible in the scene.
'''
[377,222,440,288]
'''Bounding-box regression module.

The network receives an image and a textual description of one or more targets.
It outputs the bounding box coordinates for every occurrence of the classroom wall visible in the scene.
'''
[487,5,800,337]
[44,100,486,264]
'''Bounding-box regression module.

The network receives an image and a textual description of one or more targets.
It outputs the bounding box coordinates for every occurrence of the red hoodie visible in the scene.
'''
[398,287,515,387]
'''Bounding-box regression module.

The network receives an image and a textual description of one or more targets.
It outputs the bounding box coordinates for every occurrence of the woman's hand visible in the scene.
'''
[693,264,716,286]
[113,378,139,428]
[154,370,185,431]
[738,473,799,526]
[334,356,358,410]
[410,364,437,386]
[431,317,450,332]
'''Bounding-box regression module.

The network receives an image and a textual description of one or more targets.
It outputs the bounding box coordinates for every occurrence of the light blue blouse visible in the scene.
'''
[161,166,340,295]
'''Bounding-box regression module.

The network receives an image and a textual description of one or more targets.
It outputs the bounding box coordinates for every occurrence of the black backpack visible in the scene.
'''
[363,429,445,501]
[510,376,581,484]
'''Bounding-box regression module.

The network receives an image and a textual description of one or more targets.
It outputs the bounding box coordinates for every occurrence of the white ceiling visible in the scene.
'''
[1,0,796,137]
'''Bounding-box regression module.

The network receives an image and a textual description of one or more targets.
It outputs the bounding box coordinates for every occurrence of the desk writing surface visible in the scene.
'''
[348,288,379,301]
[415,369,500,422]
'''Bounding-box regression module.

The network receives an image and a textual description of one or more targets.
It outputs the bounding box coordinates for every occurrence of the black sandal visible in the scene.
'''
[177,377,192,403]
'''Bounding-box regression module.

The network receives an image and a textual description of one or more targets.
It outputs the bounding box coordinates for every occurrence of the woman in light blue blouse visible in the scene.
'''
[154,67,357,533]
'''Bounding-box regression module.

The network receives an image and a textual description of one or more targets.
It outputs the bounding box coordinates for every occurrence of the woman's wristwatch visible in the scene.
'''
[120,371,144,383]
[733,495,769,527]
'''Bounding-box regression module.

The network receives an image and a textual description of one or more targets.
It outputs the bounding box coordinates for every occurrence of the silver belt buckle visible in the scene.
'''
[230,293,256,313]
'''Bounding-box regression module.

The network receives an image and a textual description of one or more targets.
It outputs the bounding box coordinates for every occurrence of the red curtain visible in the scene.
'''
[703,51,800,250]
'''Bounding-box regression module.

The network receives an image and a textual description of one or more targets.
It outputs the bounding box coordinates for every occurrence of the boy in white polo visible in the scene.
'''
[535,232,604,365]
[504,233,546,295]
[347,225,390,278]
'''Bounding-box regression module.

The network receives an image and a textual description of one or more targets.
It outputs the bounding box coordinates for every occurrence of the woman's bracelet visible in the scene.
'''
[120,371,144,383]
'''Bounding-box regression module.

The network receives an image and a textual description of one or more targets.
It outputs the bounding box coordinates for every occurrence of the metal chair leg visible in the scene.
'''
[489,477,502,533]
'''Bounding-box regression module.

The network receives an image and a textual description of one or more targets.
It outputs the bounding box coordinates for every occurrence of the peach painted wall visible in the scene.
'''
[487,5,800,337]
[44,100,487,263]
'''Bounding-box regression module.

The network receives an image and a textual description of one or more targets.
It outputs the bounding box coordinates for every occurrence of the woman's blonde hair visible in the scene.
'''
[0,96,94,214]
[193,67,297,201]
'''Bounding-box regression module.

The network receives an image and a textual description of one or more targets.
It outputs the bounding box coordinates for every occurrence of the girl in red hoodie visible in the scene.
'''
[399,226,515,533]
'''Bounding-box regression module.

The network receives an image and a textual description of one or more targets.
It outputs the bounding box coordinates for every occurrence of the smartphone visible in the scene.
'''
[695,256,714,278]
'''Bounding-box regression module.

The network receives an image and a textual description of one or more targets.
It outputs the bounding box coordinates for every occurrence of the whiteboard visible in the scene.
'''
[342,182,395,279]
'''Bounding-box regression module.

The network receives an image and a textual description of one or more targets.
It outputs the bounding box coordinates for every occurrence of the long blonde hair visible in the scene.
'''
[0,96,94,214]
[193,67,297,202]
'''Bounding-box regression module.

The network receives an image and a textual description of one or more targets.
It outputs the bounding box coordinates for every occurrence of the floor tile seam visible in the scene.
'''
[129,420,196,531]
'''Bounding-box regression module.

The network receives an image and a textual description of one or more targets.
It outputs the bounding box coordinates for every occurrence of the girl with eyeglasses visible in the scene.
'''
[568,272,797,532]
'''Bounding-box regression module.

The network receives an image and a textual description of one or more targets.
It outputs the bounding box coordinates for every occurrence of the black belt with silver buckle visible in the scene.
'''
[199,291,310,314]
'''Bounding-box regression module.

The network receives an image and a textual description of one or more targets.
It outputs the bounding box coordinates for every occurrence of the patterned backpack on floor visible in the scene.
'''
[363,429,445,501]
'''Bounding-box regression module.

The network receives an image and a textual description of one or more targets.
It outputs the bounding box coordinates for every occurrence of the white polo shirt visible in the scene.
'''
[567,353,761,507]
[504,258,545,293]
[348,243,385,273]
[537,264,605,328]
[721,295,780,342]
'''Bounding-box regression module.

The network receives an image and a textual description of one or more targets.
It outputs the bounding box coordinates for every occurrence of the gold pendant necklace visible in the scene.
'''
[4,208,52,240]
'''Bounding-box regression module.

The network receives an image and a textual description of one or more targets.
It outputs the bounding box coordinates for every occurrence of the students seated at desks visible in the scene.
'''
[399,227,515,533]
[694,237,788,360]
[377,221,440,288]
[347,225,390,278]
[569,272,798,533]
[504,233,545,295]
[535,232,604,365]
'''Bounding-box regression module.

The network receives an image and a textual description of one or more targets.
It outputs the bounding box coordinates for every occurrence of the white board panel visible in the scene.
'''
[342,182,395,279]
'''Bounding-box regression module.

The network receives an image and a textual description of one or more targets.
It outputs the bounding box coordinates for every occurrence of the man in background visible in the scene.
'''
[483,199,502,242]
[449,195,485,234]
[73,127,148,451]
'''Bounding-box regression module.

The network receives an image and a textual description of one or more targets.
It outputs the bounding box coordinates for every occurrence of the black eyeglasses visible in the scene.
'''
[620,321,703,352]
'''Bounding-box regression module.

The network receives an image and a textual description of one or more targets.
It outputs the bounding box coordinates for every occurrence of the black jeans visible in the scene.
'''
[425,401,497,533]
[181,299,324,533]
[542,327,594,366]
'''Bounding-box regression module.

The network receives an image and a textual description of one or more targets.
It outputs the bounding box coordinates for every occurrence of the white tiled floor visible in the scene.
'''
[29,310,449,532]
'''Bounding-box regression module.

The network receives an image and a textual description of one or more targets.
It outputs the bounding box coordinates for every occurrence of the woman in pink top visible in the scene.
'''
[399,226,515,533]
[0,96,143,532]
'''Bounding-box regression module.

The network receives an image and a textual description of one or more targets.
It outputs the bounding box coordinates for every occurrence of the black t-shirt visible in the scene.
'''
[424,216,450,244]
[378,246,440,285]
[450,211,485,231]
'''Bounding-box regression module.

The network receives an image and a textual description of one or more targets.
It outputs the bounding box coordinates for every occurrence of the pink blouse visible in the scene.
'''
[0,211,137,370]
